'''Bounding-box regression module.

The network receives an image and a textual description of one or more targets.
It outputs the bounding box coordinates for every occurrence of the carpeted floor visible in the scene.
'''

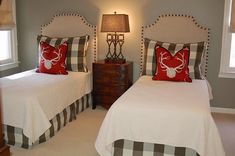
[10,107,235,156]
[212,113,235,156]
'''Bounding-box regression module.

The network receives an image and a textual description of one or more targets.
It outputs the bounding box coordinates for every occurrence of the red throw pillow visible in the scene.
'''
[37,41,68,75]
[152,45,192,82]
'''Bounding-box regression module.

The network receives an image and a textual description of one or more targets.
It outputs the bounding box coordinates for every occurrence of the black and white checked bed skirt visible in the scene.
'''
[113,139,200,156]
[3,93,92,149]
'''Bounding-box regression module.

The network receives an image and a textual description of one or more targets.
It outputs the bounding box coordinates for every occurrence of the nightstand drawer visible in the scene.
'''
[93,65,129,85]
[93,85,128,96]
[93,65,128,76]
[93,69,127,78]
[93,75,128,85]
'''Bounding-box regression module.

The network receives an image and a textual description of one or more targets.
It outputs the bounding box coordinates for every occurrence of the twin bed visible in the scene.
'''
[95,15,225,156]
[0,12,224,156]
[0,13,97,148]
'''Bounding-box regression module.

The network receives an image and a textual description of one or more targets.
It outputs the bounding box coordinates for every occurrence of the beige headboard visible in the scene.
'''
[140,14,210,77]
[41,13,97,71]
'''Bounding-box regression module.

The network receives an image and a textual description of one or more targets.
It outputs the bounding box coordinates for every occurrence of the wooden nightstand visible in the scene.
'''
[92,60,133,109]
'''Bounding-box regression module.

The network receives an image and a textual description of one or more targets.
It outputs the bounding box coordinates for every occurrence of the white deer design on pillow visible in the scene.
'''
[40,46,62,70]
[159,51,186,78]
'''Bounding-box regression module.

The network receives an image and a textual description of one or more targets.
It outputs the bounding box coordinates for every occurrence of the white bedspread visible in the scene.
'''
[95,76,225,156]
[0,70,92,142]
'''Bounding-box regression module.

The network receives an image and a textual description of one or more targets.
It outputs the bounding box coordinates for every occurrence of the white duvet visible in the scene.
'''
[95,76,225,156]
[0,70,92,142]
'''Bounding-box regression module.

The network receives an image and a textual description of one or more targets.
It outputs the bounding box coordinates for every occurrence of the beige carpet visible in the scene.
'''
[212,113,235,156]
[10,107,235,156]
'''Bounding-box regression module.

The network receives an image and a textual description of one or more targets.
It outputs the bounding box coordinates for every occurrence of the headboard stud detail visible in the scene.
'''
[140,14,210,77]
[40,12,98,71]
[40,12,96,34]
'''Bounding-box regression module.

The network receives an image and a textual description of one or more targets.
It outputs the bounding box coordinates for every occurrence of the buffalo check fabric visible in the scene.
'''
[143,38,207,79]
[37,35,90,72]
[113,139,200,156]
[3,93,91,148]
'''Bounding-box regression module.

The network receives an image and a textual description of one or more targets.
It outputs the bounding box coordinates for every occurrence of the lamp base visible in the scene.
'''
[105,58,126,64]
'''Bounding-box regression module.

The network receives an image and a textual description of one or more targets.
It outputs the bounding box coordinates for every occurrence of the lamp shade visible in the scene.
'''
[101,14,130,32]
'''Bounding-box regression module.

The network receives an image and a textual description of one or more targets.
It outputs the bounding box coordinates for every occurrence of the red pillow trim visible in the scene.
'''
[152,45,192,82]
[37,41,68,75]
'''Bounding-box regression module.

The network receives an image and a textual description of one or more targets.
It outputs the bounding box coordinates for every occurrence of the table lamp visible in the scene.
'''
[101,12,130,63]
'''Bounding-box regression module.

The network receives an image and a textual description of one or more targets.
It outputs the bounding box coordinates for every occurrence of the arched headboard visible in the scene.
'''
[41,13,97,71]
[140,14,210,77]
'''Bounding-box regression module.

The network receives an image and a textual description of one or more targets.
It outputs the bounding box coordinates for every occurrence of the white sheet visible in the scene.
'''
[0,70,92,142]
[95,76,225,156]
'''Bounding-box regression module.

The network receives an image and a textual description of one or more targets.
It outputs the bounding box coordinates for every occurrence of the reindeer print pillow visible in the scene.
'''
[36,41,68,75]
[37,35,89,72]
[152,45,192,82]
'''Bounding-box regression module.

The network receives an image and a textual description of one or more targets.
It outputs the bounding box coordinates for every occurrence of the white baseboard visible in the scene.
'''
[211,107,235,114]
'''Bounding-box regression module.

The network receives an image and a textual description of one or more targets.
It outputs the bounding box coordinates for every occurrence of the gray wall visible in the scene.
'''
[14,0,235,109]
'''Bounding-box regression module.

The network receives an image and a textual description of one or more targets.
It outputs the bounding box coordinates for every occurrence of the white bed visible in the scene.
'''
[0,12,97,148]
[95,15,225,156]
[1,70,92,142]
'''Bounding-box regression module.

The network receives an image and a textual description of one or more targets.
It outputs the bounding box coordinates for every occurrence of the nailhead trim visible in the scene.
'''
[40,12,97,63]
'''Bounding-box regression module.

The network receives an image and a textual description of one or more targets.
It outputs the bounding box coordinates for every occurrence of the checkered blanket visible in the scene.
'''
[3,93,91,148]
[113,139,199,156]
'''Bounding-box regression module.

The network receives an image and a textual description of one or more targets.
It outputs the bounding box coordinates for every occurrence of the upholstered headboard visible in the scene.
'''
[140,14,210,77]
[41,13,97,71]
